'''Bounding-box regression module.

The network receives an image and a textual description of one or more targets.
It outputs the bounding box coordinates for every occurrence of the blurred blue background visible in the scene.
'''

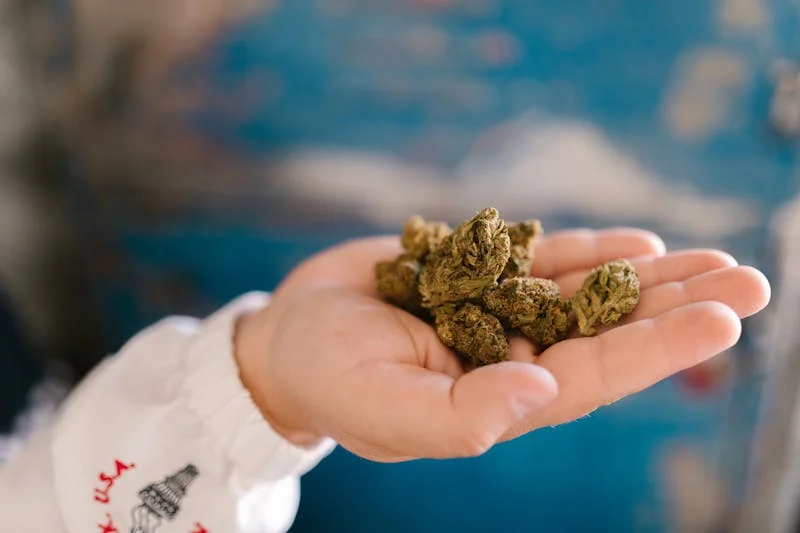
[1,0,799,531]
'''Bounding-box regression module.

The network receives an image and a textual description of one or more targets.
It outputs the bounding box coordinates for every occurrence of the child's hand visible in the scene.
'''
[234,229,770,462]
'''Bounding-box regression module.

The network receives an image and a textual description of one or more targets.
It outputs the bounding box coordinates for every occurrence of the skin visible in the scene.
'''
[234,228,771,462]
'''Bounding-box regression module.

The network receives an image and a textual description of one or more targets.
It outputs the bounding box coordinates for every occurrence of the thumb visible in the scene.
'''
[447,362,558,456]
[355,361,558,461]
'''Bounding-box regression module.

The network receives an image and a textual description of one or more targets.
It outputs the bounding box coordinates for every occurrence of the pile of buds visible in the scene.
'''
[376,208,640,367]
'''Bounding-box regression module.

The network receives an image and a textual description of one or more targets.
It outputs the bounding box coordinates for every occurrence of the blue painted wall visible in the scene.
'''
[51,1,799,530]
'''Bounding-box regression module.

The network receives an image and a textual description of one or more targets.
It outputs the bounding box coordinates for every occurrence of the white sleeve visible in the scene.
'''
[0,292,336,533]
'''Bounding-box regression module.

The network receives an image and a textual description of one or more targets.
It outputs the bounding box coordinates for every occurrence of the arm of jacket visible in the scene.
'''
[0,292,335,533]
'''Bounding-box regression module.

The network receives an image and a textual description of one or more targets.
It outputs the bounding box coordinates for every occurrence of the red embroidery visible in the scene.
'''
[93,459,136,504]
[97,513,119,533]
[191,524,209,533]
[113,459,136,476]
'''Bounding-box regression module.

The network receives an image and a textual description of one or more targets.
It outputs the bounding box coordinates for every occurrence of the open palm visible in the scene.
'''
[241,228,770,462]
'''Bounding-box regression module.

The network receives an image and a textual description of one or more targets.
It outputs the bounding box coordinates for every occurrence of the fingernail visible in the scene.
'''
[516,366,558,412]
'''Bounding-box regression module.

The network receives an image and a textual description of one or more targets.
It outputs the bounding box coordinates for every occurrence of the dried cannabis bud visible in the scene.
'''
[435,304,510,366]
[400,215,452,261]
[374,214,450,312]
[375,208,641,368]
[375,254,422,312]
[484,277,572,348]
[572,259,640,336]
[501,220,543,279]
[418,207,511,309]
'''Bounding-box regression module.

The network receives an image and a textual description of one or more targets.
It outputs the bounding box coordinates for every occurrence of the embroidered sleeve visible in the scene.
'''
[0,293,335,533]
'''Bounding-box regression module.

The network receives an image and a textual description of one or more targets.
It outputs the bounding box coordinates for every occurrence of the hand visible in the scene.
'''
[234,229,770,462]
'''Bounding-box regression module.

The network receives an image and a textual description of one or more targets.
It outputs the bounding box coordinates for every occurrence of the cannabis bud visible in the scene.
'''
[373,216,454,313]
[418,207,510,309]
[400,215,452,261]
[502,220,543,279]
[375,254,422,312]
[484,277,571,348]
[571,259,640,336]
[375,208,640,367]
[435,304,510,366]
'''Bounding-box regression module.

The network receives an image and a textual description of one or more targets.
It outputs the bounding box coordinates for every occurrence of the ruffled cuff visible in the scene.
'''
[181,292,336,488]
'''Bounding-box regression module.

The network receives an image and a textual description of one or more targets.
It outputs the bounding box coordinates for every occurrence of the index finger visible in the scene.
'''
[278,227,666,300]
[501,301,741,440]
[530,228,666,279]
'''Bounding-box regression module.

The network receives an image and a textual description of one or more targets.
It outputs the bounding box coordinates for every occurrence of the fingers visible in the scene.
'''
[530,228,666,279]
[554,249,738,297]
[349,362,557,461]
[507,263,767,359]
[280,228,668,300]
[503,302,741,439]
[616,266,771,324]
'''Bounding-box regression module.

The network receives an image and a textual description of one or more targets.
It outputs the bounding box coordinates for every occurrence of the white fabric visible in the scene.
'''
[0,292,335,533]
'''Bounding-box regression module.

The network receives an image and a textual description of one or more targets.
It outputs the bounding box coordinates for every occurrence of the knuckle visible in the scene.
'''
[454,429,494,458]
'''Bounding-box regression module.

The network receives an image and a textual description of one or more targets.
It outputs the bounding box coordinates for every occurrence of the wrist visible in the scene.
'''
[234,307,323,448]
